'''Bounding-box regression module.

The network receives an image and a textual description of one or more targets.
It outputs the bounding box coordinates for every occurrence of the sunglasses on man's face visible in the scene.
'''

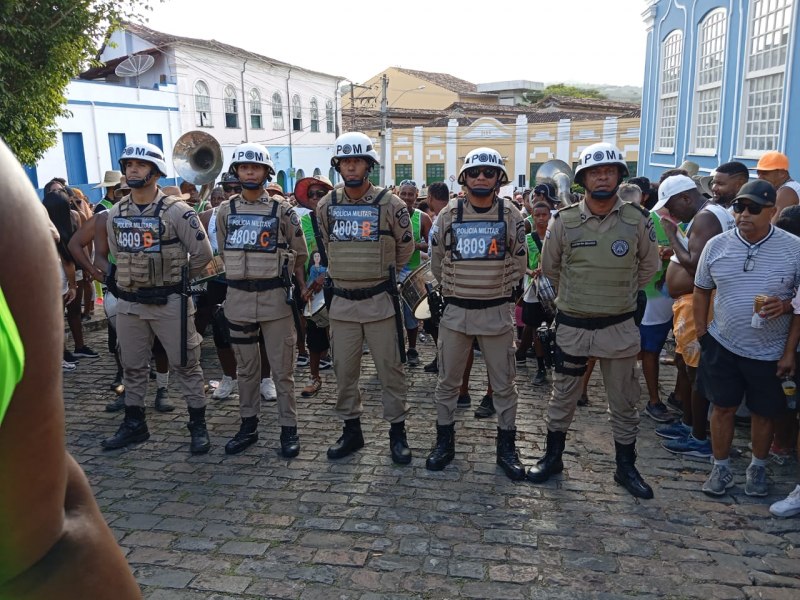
[306,190,327,199]
[223,185,242,193]
[465,167,498,179]
[732,200,768,215]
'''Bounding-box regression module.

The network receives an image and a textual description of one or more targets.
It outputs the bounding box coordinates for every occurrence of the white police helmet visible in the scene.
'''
[229,143,275,178]
[457,147,509,185]
[331,132,380,169]
[574,142,629,186]
[118,142,168,177]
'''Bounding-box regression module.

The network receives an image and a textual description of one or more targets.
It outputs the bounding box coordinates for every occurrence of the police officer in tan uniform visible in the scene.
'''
[427,147,528,480]
[102,142,214,454]
[528,142,660,498]
[216,143,308,457]
[318,132,415,464]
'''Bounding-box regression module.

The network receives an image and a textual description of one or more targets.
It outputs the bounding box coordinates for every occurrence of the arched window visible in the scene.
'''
[194,80,211,127]
[310,98,319,132]
[325,99,334,133]
[313,167,321,176]
[296,168,305,180]
[250,88,263,129]
[656,30,683,152]
[292,95,302,132]
[272,92,284,130]
[224,85,239,128]
[740,0,793,153]
[691,9,727,153]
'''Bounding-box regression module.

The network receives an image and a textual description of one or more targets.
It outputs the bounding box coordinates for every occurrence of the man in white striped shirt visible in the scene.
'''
[694,180,800,497]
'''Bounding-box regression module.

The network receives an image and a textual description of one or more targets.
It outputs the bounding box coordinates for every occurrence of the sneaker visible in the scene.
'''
[63,350,78,365]
[301,377,322,398]
[296,353,310,368]
[655,421,692,440]
[474,394,495,418]
[577,392,589,407]
[702,464,735,496]
[212,376,238,400]
[423,357,439,373]
[662,435,712,458]
[666,391,683,415]
[62,359,77,371]
[260,377,277,401]
[407,348,420,367]
[745,464,769,497]
[769,442,794,466]
[769,485,800,517]
[645,401,675,423]
[153,387,175,413]
[73,346,99,359]
[457,393,471,407]
[532,369,548,386]
[319,357,333,371]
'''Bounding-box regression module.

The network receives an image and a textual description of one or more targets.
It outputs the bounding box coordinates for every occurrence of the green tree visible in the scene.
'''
[523,83,607,105]
[0,1,154,165]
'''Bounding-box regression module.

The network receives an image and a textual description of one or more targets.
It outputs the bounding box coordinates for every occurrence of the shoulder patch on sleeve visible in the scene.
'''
[195,231,206,241]
[182,210,195,220]
[396,207,411,229]
[401,231,413,243]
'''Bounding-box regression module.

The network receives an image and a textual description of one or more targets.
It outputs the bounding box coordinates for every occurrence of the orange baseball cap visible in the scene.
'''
[756,151,789,171]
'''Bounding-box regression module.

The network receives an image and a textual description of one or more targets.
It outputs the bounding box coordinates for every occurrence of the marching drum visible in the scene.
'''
[303,290,329,328]
[401,261,437,318]
[535,274,557,319]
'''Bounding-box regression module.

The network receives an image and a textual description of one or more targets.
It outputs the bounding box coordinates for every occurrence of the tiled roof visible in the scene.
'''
[393,67,482,95]
[535,95,641,112]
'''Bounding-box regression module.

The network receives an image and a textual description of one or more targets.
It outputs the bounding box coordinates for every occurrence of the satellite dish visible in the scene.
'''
[114,54,155,79]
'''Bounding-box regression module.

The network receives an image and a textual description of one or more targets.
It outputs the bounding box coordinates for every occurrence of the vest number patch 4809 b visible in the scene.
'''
[225,214,279,252]
[451,221,506,260]
[114,216,161,253]
[329,205,380,242]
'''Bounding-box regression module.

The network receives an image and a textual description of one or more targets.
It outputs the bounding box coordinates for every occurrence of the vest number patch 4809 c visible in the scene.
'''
[114,216,161,253]
[225,214,279,252]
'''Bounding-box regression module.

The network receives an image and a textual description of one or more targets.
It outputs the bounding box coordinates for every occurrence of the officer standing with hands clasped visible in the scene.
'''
[102,143,214,453]
[318,132,415,464]
[528,142,660,498]
[216,143,308,457]
[427,147,528,480]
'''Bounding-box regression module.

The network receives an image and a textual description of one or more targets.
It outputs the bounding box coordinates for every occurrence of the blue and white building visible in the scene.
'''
[639,0,798,181]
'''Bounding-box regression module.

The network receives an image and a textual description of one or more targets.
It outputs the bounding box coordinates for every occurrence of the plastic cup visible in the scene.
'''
[782,377,797,396]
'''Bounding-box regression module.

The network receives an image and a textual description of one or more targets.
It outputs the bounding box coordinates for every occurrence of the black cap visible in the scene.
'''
[533,183,557,203]
[735,180,776,206]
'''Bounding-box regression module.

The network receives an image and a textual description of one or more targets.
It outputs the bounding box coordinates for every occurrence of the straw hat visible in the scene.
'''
[294,175,333,203]
[93,170,123,189]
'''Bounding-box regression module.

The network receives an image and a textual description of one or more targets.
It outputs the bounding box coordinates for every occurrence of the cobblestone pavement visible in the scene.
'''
[63,326,800,599]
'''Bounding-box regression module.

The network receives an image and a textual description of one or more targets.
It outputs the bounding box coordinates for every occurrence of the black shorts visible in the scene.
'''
[522,301,550,328]
[697,333,785,419]
[306,320,329,353]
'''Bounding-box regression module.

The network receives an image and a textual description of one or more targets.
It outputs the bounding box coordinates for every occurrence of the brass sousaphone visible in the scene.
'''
[535,159,575,207]
[172,130,224,206]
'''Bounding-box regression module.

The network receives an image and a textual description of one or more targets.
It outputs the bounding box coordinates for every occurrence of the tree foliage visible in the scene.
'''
[0,1,155,165]
[523,83,607,105]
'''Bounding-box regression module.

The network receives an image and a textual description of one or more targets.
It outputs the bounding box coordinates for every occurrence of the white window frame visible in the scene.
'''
[691,9,727,154]
[224,85,239,129]
[272,92,284,130]
[655,30,683,153]
[738,0,794,156]
[310,97,319,132]
[194,80,212,127]
[325,99,334,133]
[250,88,263,130]
[292,94,302,132]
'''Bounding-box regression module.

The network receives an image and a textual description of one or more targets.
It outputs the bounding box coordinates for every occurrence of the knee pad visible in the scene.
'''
[554,345,588,377]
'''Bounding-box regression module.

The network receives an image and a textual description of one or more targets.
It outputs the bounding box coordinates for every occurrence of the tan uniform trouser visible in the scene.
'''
[228,316,297,426]
[329,317,409,423]
[548,319,641,444]
[435,324,518,430]
[117,299,205,410]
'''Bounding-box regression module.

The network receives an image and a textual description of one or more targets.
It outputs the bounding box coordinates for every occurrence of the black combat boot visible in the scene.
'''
[613,441,654,499]
[154,387,175,413]
[105,391,126,412]
[425,422,455,471]
[496,427,526,481]
[225,416,259,455]
[327,418,364,459]
[280,425,301,458]
[474,394,496,419]
[102,405,149,449]
[389,421,412,465]
[187,407,211,454]
[526,430,566,483]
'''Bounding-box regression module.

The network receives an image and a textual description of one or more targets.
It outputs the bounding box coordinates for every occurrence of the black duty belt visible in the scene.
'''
[227,277,284,292]
[116,284,181,305]
[444,296,509,310]
[555,310,635,330]
[332,280,392,301]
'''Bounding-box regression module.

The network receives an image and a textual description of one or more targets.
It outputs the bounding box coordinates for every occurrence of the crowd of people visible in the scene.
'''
[37,135,800,517]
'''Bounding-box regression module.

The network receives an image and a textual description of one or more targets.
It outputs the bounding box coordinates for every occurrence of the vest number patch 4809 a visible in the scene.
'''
[114,216,161,253]
[329,205,380,242]
[225,214,279,252]
[451,221,506,260]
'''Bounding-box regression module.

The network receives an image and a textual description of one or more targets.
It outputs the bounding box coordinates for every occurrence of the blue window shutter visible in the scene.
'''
[23,165,38,189]
[108,133,127,168]
[62,133,88,185]
[147,133,163,150]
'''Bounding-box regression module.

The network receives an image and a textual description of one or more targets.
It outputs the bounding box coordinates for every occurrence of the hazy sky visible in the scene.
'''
[145,0,649,87]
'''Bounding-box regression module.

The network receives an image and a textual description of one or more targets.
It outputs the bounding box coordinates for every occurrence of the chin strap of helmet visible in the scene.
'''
[241,181,262,191]
[126,167,157,189]
[465,183,497,198]
[590,186,619,200]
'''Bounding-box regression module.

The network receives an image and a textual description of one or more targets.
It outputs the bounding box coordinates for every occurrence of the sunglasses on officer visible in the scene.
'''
[306,189,327,199]
[223,185,242,193]
[465,167,498,179]
[732,200,770,215]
